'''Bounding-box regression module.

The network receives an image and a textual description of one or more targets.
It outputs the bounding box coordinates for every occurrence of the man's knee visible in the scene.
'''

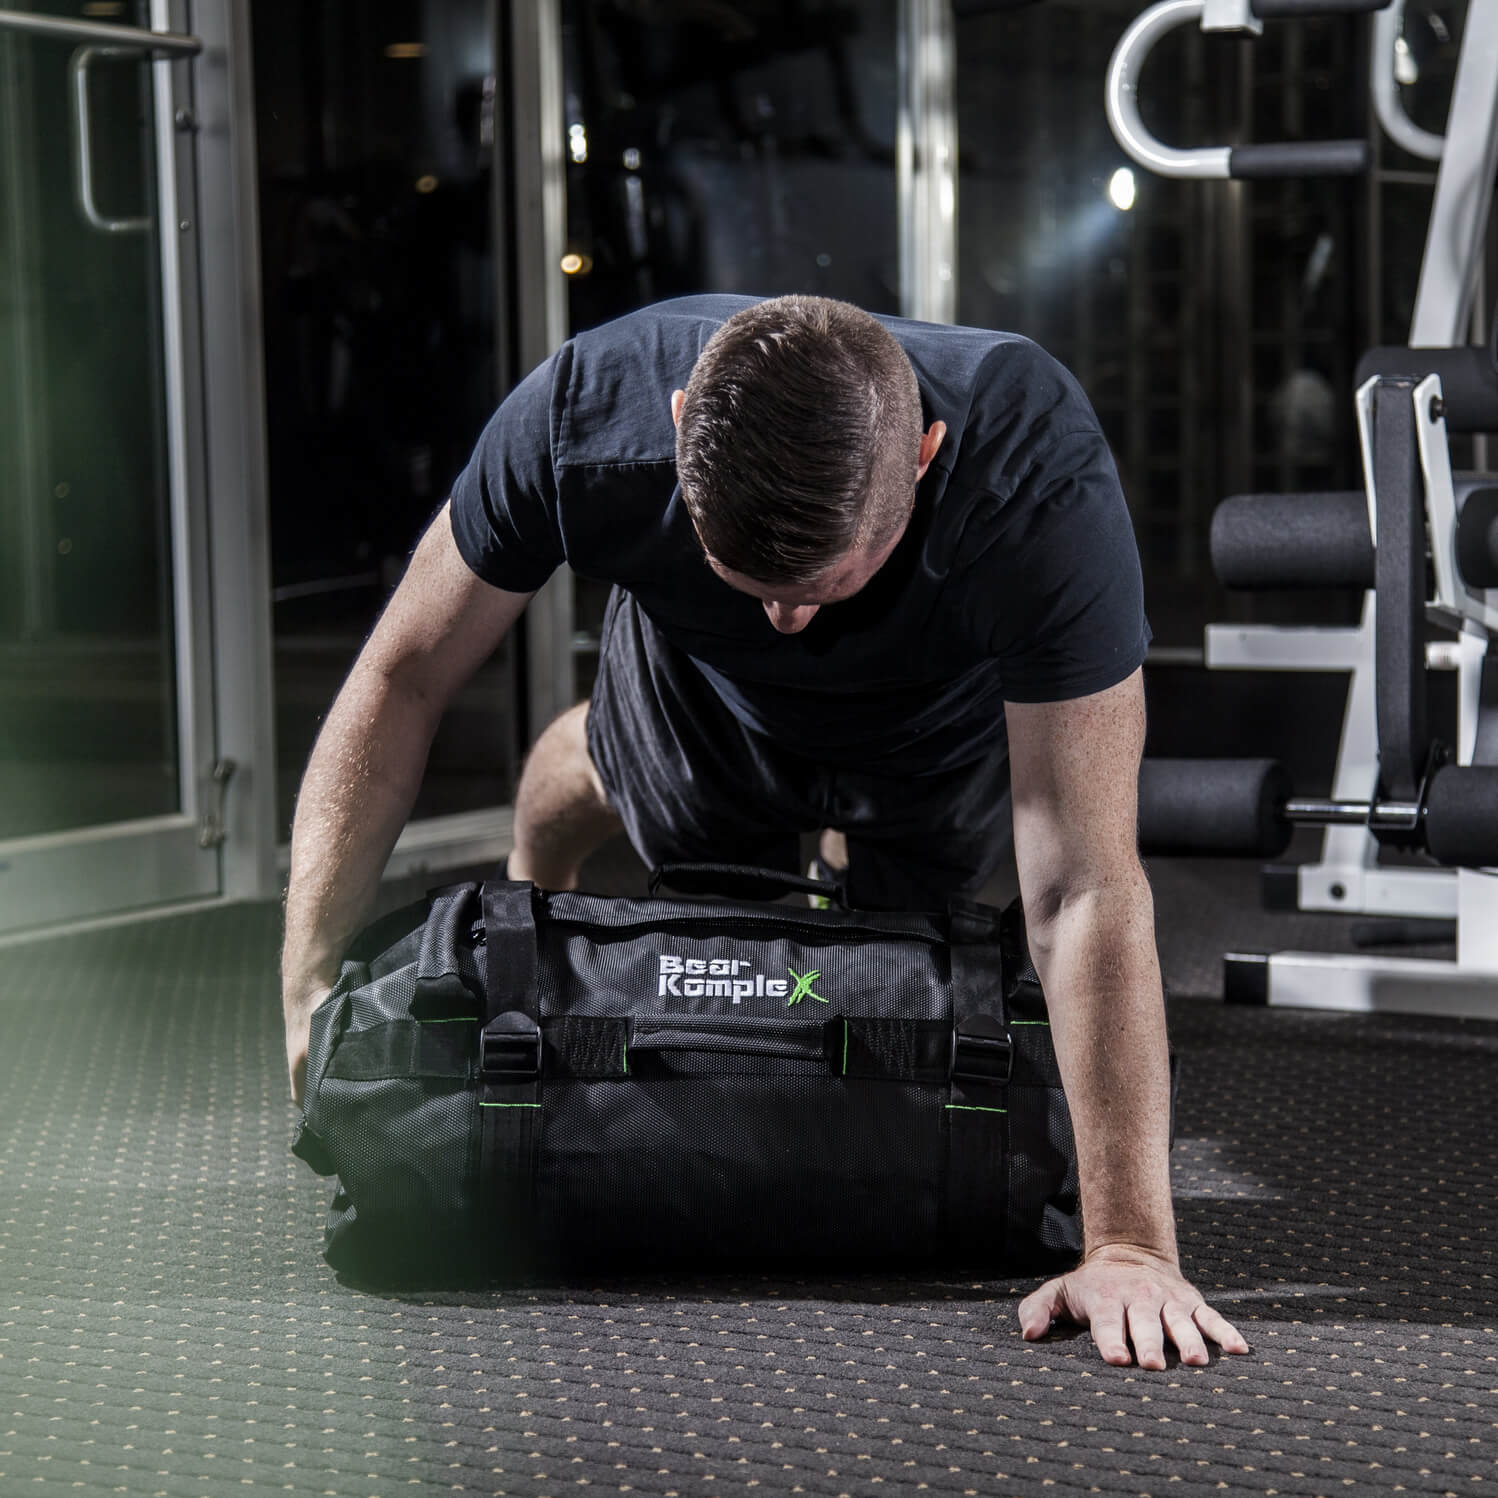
[511,699,621,887]
[525,700,611,811]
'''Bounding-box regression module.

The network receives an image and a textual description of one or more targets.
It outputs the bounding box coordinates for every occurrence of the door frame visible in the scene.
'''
[0,1,276,935]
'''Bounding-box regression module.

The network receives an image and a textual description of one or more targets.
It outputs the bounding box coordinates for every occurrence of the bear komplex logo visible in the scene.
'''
[657,955,827,1007]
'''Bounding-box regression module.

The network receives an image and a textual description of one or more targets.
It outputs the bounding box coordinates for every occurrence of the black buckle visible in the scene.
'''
[951,1017,1012,1086]
[480,1011,542,1080]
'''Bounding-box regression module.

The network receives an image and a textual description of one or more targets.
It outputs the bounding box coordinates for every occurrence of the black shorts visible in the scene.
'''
[585,588,1014,912]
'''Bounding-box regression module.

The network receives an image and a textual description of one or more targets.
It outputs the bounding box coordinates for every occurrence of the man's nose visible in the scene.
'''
[764,601,820,634]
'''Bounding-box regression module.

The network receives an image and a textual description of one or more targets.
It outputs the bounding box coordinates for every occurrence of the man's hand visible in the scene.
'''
[284,978,334,1108]
[1018,1244,1250,1368]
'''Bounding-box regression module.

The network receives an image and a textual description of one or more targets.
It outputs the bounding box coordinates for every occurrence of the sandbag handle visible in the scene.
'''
[648,861,847,908]
[629,1015,834,1066]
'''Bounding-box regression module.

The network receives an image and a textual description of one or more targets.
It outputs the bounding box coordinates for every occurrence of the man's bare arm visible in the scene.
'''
[281,502,534,1103]
[1005,668,1249,1367]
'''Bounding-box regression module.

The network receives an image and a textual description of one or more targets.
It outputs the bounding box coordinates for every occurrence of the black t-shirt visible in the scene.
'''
[451,294,1150,774]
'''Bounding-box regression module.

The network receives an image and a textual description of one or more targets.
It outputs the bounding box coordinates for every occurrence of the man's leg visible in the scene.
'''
[509,700,623,888]
[825,745,1015,912]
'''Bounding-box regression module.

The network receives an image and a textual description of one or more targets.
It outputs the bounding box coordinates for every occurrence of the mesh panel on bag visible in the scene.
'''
[316,1078,481,1284]
[534,1076,945,1269]
[347,963,421,1026]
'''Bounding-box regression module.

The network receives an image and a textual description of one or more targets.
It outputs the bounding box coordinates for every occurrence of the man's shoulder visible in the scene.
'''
[891,319,1101,503]
[878,313,1065,385]
[555,296,761,468]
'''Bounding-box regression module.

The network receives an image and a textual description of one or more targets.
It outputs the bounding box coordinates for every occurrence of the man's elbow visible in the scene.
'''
[1021,859,1154,964]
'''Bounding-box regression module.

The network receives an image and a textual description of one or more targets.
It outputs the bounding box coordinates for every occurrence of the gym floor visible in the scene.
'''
[0,844,1493,1498]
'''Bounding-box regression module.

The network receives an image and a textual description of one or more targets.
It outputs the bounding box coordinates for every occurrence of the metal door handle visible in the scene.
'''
[0,8,202,234]
[70,45,151,234]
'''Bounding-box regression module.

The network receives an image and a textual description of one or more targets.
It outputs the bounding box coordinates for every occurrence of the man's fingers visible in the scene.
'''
[1017,1280,1064,1340]
[1164,1302,1210,1367]
[1125,1301,1167,1371]
[1194,1303,1251,1355]
[1090,1298,1133,1366]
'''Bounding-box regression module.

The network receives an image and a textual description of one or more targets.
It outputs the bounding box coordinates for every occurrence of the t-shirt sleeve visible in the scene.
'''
[448,347,568,592]
[971,428,1151,703]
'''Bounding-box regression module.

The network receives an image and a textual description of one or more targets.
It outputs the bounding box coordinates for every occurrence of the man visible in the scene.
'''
[282,293,1248,1370]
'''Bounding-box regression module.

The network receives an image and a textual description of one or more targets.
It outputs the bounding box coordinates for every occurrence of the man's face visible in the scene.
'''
[704,525,909,635]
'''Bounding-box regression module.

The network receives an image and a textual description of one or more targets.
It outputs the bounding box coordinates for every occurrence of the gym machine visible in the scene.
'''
[1108,0,1498,934]
[1107,0,1498,1016]
[1140,362,1498,1015]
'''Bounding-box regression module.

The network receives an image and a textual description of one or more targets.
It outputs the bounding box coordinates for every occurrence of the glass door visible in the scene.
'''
[251,0,520,856]
[0,2,219,934]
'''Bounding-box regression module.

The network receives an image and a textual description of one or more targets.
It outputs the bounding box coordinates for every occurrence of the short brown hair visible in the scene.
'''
[675,296,924,585]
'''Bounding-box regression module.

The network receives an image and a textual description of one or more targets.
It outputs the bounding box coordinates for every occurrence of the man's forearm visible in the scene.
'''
[282,664,442,1003]
[1025,872,1176,1259]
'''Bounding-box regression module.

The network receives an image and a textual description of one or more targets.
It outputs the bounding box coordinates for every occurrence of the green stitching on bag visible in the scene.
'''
[842,1020,849,1076]
[478,1102,543,1109]
[945,1103,1008,1115]
[1010,1020,1049,1026]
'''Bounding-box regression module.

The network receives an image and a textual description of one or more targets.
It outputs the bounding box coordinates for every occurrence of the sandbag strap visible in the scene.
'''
[943,1031,1011,1264]
[477,880,543,1280]
[946,898,1008,1029]
[481,880,540,1016]
[942,897,1012,1263]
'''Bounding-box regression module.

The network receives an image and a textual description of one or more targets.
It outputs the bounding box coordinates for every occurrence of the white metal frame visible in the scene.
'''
[190,0,277,901]
[1408,0,1498,349]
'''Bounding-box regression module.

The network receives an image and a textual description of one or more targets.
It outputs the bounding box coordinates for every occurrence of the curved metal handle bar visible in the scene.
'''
[69,46,152,234]
[0,8,200,53]
[1107,0,1375,179]
[1370,0,1444,161]
[1106,0,1232,179]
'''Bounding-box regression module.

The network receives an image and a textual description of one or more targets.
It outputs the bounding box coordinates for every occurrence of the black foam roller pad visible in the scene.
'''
[1253,0,1390,13]
[1355,347,1498,434]
[1456,488,1498,589]
[1423,765,1498,868]
[1138,758,1294,858]
[1228,141,1369,178]
[1211,492,1373,589]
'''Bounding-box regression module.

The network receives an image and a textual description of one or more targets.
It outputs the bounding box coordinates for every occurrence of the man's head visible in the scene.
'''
[672,295,944,633]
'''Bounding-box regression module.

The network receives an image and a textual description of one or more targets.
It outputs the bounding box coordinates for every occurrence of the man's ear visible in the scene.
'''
[670,389,686,427]
[916,420,947,480]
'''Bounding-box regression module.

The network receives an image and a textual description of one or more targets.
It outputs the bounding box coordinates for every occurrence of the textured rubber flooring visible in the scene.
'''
[0,863,1494,1498]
